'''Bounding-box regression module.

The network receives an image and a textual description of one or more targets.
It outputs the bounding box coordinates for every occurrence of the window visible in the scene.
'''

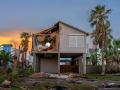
[69,35,84,47]
[69,35,76,47]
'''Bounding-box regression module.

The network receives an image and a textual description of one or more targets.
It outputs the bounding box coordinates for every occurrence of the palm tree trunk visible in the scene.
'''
[24,52,27,67]
[95,44,97,65]
[3,64,8,79]
[21,52,24,68]
[101,46,106,75]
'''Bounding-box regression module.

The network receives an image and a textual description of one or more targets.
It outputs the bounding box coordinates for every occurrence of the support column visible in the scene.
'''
[33,53,40,72]
[36,54,40,72]
[78,53,86,74]
[78,56,82,74]
[58,53,60,73]
[83,53,86,74]
[33,53,37,72]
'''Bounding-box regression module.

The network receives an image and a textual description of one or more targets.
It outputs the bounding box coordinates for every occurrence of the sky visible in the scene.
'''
[0,0,120,47]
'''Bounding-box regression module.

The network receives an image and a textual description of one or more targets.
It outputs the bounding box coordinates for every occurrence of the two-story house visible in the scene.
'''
[32,21,89,74]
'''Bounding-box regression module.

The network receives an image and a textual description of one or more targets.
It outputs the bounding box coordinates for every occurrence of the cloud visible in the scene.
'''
[0,28,38,37]
[0,28,38,50]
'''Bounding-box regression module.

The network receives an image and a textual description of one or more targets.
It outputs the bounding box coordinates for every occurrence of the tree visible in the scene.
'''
[0,50,11,66]
[105,39,120,73]
[113,39,120,49]
[20,32,30,68]
[112,39,120,72]
[90,52,97,66]
[89,5,111,75]
[0,50,12,77]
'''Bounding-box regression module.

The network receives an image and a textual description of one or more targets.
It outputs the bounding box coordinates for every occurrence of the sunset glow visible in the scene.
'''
[0,28,33,50]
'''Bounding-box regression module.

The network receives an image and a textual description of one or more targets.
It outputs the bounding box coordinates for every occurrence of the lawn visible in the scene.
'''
[85,74,120,81]
[29,82,97,90]
[7,77,97,90]
[67,83,97,90]
[9,87,22,90]
[7,83,97,90]
[0,73,5,84]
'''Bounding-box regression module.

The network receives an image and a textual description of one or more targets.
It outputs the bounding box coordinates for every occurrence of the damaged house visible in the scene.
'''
[32,21,89,74]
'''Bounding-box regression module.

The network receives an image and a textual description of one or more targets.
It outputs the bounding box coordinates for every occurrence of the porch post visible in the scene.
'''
[58,53,60,73]
[78,56,82,74]
[83,53,86,74]
[78,53,86,74]
[33,53,37,72]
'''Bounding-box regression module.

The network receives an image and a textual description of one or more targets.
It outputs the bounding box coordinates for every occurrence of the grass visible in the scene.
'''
[9,87,22,90]
[0,80,97,90]
[30,84,45,90]
[77,84,97,90]
[0,73,5,84]
[67,83,97,90]
[85,74,120,81]
[29,82,97,90]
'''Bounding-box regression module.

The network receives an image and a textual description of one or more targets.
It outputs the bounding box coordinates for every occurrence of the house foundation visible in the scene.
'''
[33,53,86,74]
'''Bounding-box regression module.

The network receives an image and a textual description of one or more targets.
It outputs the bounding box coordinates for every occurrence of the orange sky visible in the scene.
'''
[0,28,37,51]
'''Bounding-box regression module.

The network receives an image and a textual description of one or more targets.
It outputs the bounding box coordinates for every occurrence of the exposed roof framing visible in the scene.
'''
[34,21,89,36]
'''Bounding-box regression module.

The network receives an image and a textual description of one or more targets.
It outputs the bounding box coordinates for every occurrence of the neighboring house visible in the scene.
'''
[32,21,89,74]
[0,44,19,57]
[0,44,12,52]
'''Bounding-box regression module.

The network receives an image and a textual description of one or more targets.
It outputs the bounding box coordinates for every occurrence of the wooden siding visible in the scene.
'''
[59,23,87,53]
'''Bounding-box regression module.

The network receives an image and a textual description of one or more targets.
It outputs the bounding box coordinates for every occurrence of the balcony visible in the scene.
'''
[32,33,59,53]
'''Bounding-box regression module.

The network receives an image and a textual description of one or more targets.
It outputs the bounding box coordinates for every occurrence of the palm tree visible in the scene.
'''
[105,39,120,73]
[0,50,12,77]
[89,5,111,75]
[112,39,120,72]
[90,52,97,66]
[113,39,120,49]
[20,32,30,68]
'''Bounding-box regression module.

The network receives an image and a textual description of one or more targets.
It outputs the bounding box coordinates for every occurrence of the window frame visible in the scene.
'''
[68,34,85,48]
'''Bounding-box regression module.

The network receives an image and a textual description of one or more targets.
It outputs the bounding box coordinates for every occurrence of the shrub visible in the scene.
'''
[18,65,33,77]
[8,70,18,81]
[0,73,5,84]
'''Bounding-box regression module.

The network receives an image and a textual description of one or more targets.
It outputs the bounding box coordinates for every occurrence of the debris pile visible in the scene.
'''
[30,72,49,78]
